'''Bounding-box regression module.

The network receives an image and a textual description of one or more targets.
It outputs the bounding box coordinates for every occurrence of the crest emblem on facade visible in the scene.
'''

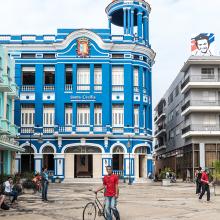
[77,38,90,57]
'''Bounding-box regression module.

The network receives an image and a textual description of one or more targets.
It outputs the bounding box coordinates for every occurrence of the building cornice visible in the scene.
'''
[5,29,156,61]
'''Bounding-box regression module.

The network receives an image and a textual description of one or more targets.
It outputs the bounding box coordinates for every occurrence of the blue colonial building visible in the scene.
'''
[0,0,155,181]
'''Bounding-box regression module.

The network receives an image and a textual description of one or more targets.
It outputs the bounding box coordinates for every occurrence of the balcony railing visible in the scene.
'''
[182,100,220,112]
[44,85,55,91]
[181,74,220,89]
[21,85,35,91]
[65,84,73,91]
[182,124,220,135]
[77,84,90,91]
[94,85,102,91]
[112,85,124,92]
[112,127,124,134]
[113,170,124,177]
[76,125,90,132]
[43,127,55,134]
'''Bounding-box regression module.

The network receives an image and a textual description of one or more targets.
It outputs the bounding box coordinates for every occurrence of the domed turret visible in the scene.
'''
[106,0,151,44]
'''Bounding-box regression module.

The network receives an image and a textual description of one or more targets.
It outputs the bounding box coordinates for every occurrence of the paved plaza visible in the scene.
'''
[0,181,220,220]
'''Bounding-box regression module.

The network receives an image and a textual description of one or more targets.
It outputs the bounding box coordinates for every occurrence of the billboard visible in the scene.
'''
[191,33,215,56]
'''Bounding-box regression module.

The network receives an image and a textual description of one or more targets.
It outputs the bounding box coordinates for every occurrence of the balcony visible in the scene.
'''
[181,74,220,93]
[112,85,124,92]
[112,127,124,134]
[44,85,55,91]
[94,84,102,92]
[21,85,35,91]
[76,125,90,133]
[181,100,220,116]
[154,125,166,138]
[154,111,166,124]
[182,124,220,138]
[7,83,19,98]
[154,144,166,152]
[77,84,90,91]
[65,84,73,91]
[0,75,11,92]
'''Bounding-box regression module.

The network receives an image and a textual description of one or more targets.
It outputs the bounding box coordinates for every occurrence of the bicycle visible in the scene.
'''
[83,190,120,220]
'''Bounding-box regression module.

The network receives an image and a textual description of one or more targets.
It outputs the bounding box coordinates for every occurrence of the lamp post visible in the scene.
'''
[127,135,132,185]
[28,126,43,172]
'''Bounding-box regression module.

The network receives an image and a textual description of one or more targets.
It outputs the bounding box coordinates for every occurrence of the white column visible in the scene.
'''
[15,153,21,173]
[93,154,102,178]
[124,154,135,177]
[34,153,43,173]
[65,153,74,179]
[54,153,65,177]
[102,154,112,176]
[199,143,205,169]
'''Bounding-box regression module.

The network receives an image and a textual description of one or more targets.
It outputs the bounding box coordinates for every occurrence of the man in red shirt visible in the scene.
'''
[95,166,120,220]
[199,169,210,202]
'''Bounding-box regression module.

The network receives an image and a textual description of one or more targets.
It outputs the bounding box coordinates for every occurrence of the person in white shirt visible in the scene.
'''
[4,177,18,203]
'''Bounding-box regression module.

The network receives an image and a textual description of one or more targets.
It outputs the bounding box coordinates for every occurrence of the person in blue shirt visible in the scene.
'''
[41,167,49,202]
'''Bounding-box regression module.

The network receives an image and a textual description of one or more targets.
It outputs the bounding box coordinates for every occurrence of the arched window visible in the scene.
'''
[42,146,54,154]
[23,146,34,154]
[112,146,124,153]
[135,146,147,154]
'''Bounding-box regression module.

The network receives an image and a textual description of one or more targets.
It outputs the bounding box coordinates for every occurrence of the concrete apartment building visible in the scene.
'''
[154,56,220,179]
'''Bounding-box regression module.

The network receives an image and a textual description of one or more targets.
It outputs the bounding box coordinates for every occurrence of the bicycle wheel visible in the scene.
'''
[83,202,97,220]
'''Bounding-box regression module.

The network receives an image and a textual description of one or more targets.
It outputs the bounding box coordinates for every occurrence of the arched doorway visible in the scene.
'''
[42,146,55,176]
[135,146,148,178]
[21,146,35,173]
[65,145,102,178]
[112,146,124,175]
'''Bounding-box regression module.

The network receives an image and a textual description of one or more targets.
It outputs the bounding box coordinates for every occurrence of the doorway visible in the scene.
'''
[21,154,34,173]
[112,154,124,171]
[43,154,54,171]
[139,155,145,178]
[74,155,93,178]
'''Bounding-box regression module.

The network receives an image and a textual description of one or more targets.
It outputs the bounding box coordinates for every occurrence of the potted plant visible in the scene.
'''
[22,179,35,194]
[213,160,220,196]
[159,168,174,186]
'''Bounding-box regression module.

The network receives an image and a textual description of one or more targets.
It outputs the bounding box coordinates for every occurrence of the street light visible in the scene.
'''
[28,126,44,172]
[127,135,132,185]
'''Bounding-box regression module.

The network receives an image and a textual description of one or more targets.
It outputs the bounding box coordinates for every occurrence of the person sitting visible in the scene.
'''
[0,194,6,207]
[32,173,42,193]
[3,177,18,204]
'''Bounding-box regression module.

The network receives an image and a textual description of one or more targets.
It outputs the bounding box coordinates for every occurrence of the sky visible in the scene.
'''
[0,0,220,107]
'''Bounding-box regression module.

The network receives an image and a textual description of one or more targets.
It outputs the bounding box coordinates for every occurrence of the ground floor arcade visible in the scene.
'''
[15,141,153,182]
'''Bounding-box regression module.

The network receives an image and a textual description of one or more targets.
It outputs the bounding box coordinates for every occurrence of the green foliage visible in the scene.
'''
[0,174,9,184]
[20,172,35,180]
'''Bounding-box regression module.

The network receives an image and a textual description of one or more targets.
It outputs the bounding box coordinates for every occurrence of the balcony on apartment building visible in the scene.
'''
[0,117,18,136]
[154,143,166,152]
[181,74,220,93]
[181,99,220,116]
[154,123,166,138]
[182,123,220,138]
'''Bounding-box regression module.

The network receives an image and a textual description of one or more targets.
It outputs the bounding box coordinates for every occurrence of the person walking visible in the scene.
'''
[195,167,202,195]
[199,169,211,202]
[95,166,120,220]
[41,167,49,202]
